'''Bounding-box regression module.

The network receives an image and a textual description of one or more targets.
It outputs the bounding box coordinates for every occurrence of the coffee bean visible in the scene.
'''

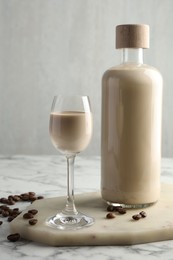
[132,214,141,220]
[13,195,21,202]
[8,195,14,200]
[11,210,20,216]
[13,208,19,212]
[21,194,30,201]
[23,212,34,219]
[12,212,20,219]
[11,211,20,218]
[106,212,116,219]
[20,193,29,196]
[29,196,37,202]
[0,221,3,225]
[0,205,10,211]
[29,192,36,196]
[28,209,38,215]
[29,219,38,225]
[8,216,15,222]
[117,208,126,214]
[37,196,44,200]
[107,205,115,212]
[7,233,20,242]
[2,210,10,217]
[114,206,123,212]
[0,198,9,204]
[7,199,15,205]
[140,211,147,218]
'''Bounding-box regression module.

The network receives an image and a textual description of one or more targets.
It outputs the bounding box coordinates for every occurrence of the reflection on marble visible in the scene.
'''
[0,155,173,260]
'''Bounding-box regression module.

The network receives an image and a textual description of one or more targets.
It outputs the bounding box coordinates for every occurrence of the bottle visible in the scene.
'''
[101,24,163,208]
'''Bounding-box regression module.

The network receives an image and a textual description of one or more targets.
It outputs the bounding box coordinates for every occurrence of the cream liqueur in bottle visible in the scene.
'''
[101,24,163,207]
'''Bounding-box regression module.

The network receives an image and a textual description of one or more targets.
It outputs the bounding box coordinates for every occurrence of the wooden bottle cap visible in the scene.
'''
[116,24,149,49]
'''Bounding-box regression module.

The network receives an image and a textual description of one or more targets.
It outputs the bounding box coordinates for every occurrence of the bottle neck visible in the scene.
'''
[121,48,143,64]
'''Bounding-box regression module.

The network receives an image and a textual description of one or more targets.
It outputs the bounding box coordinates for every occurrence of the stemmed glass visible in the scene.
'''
[46,95,94,230]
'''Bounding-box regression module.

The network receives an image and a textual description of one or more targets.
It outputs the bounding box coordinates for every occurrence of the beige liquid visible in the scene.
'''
[101,64,163,206]
[50,111,92,154]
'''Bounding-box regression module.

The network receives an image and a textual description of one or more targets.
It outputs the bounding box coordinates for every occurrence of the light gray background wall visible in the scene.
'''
[0,0,173,156]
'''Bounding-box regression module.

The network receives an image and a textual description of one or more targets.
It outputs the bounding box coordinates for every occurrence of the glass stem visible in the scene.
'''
[62,154,78,215]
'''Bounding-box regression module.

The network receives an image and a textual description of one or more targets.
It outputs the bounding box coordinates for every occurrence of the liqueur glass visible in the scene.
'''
[46,95,94,230]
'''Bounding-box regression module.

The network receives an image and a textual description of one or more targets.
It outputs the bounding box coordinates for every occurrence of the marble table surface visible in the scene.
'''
[0,155,173,260]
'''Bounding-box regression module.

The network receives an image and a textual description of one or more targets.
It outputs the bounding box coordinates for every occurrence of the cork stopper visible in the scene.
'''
[116,24,149,49]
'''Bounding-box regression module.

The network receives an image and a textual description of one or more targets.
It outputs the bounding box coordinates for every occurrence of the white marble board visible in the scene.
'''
[10,183,173,246]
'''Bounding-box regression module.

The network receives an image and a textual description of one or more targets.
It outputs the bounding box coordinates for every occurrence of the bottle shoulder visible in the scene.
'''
[103,63,162,81]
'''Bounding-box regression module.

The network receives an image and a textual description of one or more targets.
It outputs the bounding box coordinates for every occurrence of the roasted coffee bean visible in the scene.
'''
[106,212,116,219]
[13,195,21,202]
[8,216,15,222]
[7,233,20,242]
[11,210,19,216]
[21,194,30,201]
[0,221,3,225]
[114,206,123,212]
[7,199,15,205]
[0,198,9,204]
[2,210,10,217]
[140,211,147,218]
[12,210,21,217]
[13,208,19,212]
[0,205,9,211]
[0,197,14,205]
[117,208,126,214]
[29,192,36,196]
[132,214,141,220]
[28,209,38,215]
[29,196,37,202]
[8,196,13,201]
[23,212,34,219]
[107,205,115,212]
[37,196,44,200]
[20,193,28,196]
[29,218,38,225]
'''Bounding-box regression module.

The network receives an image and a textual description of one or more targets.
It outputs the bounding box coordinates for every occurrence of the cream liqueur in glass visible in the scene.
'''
[47,95,94,230]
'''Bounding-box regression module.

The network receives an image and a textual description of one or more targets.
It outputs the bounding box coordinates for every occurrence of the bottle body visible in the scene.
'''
[101,62,163,207]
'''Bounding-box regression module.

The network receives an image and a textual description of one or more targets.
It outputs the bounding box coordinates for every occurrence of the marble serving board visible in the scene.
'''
[10,183,173,246]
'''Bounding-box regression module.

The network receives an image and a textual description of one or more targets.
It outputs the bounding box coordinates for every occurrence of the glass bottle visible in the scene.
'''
[101,24,163,208]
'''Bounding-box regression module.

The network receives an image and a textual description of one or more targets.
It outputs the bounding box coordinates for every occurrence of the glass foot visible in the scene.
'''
[46,212,94,230]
